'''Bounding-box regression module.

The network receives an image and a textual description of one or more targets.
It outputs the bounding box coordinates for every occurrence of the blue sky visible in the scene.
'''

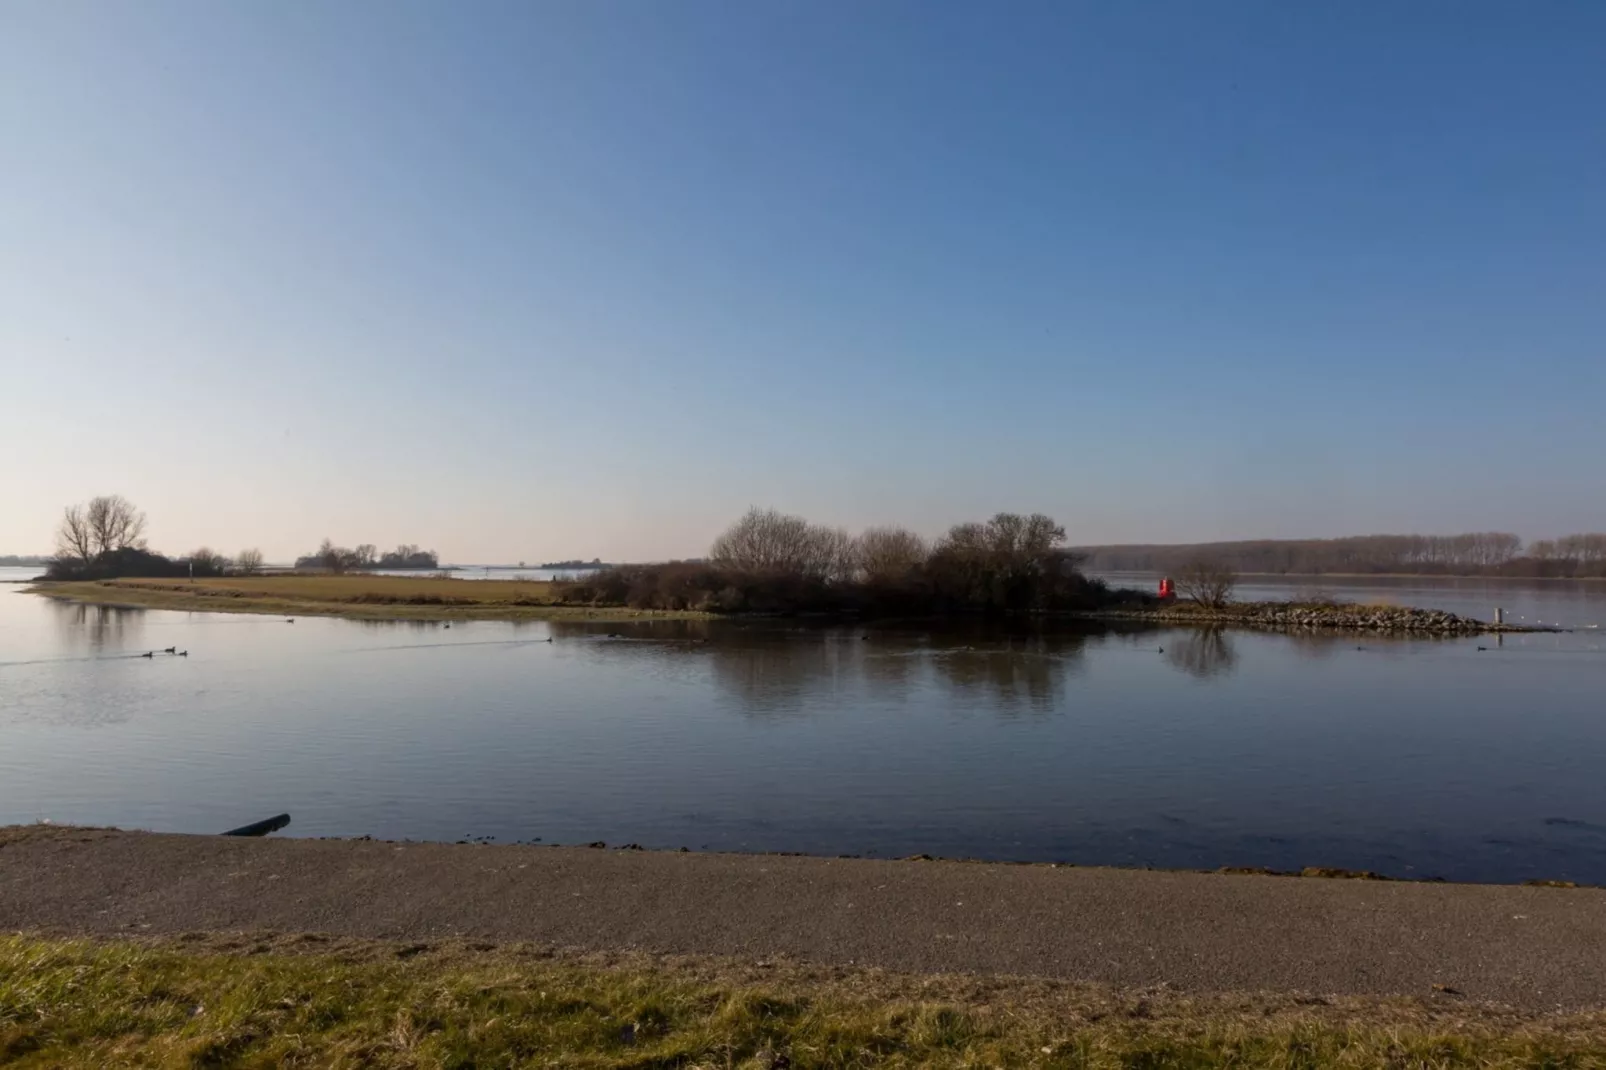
[3,1,1602,562]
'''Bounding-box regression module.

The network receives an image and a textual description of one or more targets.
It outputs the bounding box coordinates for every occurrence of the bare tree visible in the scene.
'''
[85,495,146,556]
[54,505,97,564]
[186,547,230,576]
[709,507,853,580]
[1175,560,1237,610]
[856,526,928,585]
[235,548,265,574]
[318,538,345,573]
[927,512,1078,610]
[54,495,145,565]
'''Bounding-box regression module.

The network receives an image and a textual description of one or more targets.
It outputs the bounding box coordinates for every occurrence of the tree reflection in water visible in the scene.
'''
[50,601,143,653]
[925,632,1091,714]
[1163,627,1239,679]
[547,620,1107,716]
[704,624,1098,717]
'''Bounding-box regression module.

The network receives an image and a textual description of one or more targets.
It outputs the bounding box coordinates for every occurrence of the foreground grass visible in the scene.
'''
[2,936,1603,1068]
[25,575,708,622]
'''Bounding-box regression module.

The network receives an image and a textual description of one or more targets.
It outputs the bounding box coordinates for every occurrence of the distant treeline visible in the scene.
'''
[1075,533,1606,578]
[0,555,47,567]
[557,507,1148,616]
[294,542,439,572]
[539,558,611,570]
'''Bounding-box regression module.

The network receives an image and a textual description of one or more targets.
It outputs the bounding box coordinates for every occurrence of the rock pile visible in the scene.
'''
[1092,602,1545,634]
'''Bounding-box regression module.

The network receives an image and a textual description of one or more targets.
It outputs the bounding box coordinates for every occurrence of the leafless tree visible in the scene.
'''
[186,547,230,576]
[708,507,853,581]
[353,544,377,569]
[856,526,928,585]
[1175,560,1237,610]
[814,526,858,583]
[235,548,265,574]
[927,512,1079,610]
[54,495,146,564]
[85,495,146,556]
[317,538,346,573]
[54,505,97,564]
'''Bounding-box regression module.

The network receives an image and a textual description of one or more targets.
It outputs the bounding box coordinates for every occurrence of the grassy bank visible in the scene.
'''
[26,575,708,622]
[2,935,1602,1069]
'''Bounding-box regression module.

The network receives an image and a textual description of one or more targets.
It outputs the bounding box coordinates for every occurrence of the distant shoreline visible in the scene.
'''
[1096,570,1606,583]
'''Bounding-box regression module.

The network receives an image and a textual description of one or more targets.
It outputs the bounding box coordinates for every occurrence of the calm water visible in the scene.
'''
[3,572,1606,883]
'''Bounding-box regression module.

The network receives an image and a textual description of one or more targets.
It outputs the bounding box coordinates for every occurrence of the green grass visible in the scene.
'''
[25,575,709,622]
[2,935,1603,1068]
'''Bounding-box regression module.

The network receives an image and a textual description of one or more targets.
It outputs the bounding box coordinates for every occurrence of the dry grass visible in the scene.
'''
[26,575,708,623]
[2,934,1603,1068]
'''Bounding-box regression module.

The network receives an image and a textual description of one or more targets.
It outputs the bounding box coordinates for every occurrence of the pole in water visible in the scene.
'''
[221,813,291,837]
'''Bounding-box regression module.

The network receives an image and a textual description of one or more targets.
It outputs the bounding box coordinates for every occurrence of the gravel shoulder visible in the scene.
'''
[4,826,1604,1011]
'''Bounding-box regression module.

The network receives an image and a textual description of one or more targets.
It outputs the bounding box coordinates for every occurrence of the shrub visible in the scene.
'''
[45,547,188,581]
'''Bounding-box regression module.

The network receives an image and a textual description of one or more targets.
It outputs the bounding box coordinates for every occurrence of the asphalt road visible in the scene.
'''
[4,827,1604,1009]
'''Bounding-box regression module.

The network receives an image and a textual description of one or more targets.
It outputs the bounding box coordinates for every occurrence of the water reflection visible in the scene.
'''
[706,632,849,716]
[542,620,1104,715]
[1164,628,1238,679]
[7,582,1606,883]
[50,601,144,652]
[925,631,1089,713]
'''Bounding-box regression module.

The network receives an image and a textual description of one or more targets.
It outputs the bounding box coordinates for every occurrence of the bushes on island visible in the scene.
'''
[556,508,1153,617]
[45,547,231,581]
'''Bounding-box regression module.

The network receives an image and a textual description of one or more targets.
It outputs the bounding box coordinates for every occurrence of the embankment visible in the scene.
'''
[3,826,1604,1011]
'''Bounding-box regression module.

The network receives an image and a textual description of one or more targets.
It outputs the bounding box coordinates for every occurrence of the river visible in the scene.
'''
[2,570,1604,883]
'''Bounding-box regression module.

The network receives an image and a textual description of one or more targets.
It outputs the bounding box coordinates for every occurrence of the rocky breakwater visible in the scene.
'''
[1101,602,1550,634]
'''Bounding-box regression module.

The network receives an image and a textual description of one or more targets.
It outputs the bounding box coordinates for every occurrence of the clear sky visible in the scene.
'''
[3,1,1602,563]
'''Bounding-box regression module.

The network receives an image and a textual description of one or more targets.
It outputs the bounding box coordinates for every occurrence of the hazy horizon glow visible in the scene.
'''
[4,2,1603,562]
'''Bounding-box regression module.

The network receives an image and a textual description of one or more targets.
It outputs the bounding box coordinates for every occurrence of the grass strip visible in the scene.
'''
[2,935,1603,1068]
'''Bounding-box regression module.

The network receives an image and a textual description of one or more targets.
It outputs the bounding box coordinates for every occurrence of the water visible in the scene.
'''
[3,575,1605,883]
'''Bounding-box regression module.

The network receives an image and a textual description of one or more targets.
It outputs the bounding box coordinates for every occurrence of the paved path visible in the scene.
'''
[4,827,1605,1009]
